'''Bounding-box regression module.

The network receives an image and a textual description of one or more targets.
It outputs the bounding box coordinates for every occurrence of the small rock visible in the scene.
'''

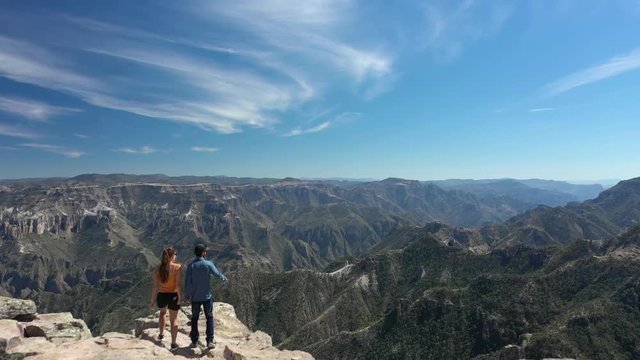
[246,330,272,349]
[499,344,522,360]
[520,333,533,348]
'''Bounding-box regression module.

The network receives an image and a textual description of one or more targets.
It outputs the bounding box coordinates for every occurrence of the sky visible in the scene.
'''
[1,0,639,182]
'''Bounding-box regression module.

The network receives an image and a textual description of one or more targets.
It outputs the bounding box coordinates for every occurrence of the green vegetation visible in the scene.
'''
[218,229,640,360]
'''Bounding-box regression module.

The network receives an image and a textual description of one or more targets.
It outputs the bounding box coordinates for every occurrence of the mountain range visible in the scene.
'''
[2,173,638,359]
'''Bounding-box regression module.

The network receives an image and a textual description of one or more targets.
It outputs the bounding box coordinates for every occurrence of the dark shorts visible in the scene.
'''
[156,292,180,311]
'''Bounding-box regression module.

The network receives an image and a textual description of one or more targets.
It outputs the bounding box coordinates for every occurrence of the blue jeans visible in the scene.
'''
[190,298,214,343]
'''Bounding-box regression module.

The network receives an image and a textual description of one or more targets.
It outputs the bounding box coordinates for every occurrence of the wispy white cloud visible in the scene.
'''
[284,110,360,137]
[284,121,331,137]
[201,0,393,89]
[191,146,219,152]
[215,0,349,26]
[0,124,41,139]
[542,49,640,97]
[0,146,17,151]
[73,133,89,139]
[422,0,513,60]
[0,36,103,95]
[21,143,84,158]
[529,107,553,112]
[0,96,80,121]
[115,146,157,154]
[0,4,392,135]
[0,36,274,133]
[84,45,307,132]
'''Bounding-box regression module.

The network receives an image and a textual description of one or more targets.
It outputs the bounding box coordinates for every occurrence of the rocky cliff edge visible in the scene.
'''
[0,296,313,360]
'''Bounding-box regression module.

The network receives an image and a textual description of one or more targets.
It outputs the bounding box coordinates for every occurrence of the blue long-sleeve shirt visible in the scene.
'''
[184,257,226,302]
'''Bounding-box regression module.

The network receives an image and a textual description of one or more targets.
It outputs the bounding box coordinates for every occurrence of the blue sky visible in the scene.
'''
[1,0,639,181]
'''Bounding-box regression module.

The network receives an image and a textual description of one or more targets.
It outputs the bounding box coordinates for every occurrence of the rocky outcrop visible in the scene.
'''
[22,312,92,345]
[0,296,313,359]
[0,296,36,321]
[134,302,314,360]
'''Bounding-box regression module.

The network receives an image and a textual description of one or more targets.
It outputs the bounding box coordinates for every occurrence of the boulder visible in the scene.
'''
[245,330,272,349]
[23,312,92,345]
[0,296,37,321]
[0,319,23,352]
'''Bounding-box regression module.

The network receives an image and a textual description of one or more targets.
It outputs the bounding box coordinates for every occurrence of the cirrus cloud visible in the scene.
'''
[191,146,219,152]
[542,48,640,97]
[21,143,84,158]
[0,96,80,121]
[115,146,157,154]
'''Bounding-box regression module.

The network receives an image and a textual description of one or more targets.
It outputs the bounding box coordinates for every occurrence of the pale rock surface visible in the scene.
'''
[1,296,314,359]
[0,319,22,352]
[141,327,204,358]
[135,302,314,359]
[0,296,36,320]
[5,337,56,357]
[223,343,314,360]
[23,312,92,345]
[23,332,182,360]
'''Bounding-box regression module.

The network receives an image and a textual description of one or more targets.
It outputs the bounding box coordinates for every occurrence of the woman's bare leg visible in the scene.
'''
[159,307,167,337]
[169,309,179,344]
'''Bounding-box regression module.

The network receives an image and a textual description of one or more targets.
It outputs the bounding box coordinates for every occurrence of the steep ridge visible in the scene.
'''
[412,177,640,249]
[488,177,640,247]
[217,226,640,359]
[342,178,521,225]
[433,178,604,203]
[519,179,604,201]
[435,179,578,208]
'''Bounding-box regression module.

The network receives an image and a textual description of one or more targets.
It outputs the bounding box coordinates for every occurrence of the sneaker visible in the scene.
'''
[206,340,216,349]
[158,333,164,340]
[189,341,198,348]
[170,343,178,351]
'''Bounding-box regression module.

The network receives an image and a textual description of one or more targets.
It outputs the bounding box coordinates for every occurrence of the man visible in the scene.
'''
[184,243,228,348]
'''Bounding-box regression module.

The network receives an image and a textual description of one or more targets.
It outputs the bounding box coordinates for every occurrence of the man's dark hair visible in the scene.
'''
[194,243,207,257]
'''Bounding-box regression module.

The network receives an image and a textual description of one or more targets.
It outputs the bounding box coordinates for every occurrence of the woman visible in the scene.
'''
[150,247,182,350]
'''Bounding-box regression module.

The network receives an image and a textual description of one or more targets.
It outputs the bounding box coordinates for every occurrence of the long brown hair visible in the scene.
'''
[158,247,176,283]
